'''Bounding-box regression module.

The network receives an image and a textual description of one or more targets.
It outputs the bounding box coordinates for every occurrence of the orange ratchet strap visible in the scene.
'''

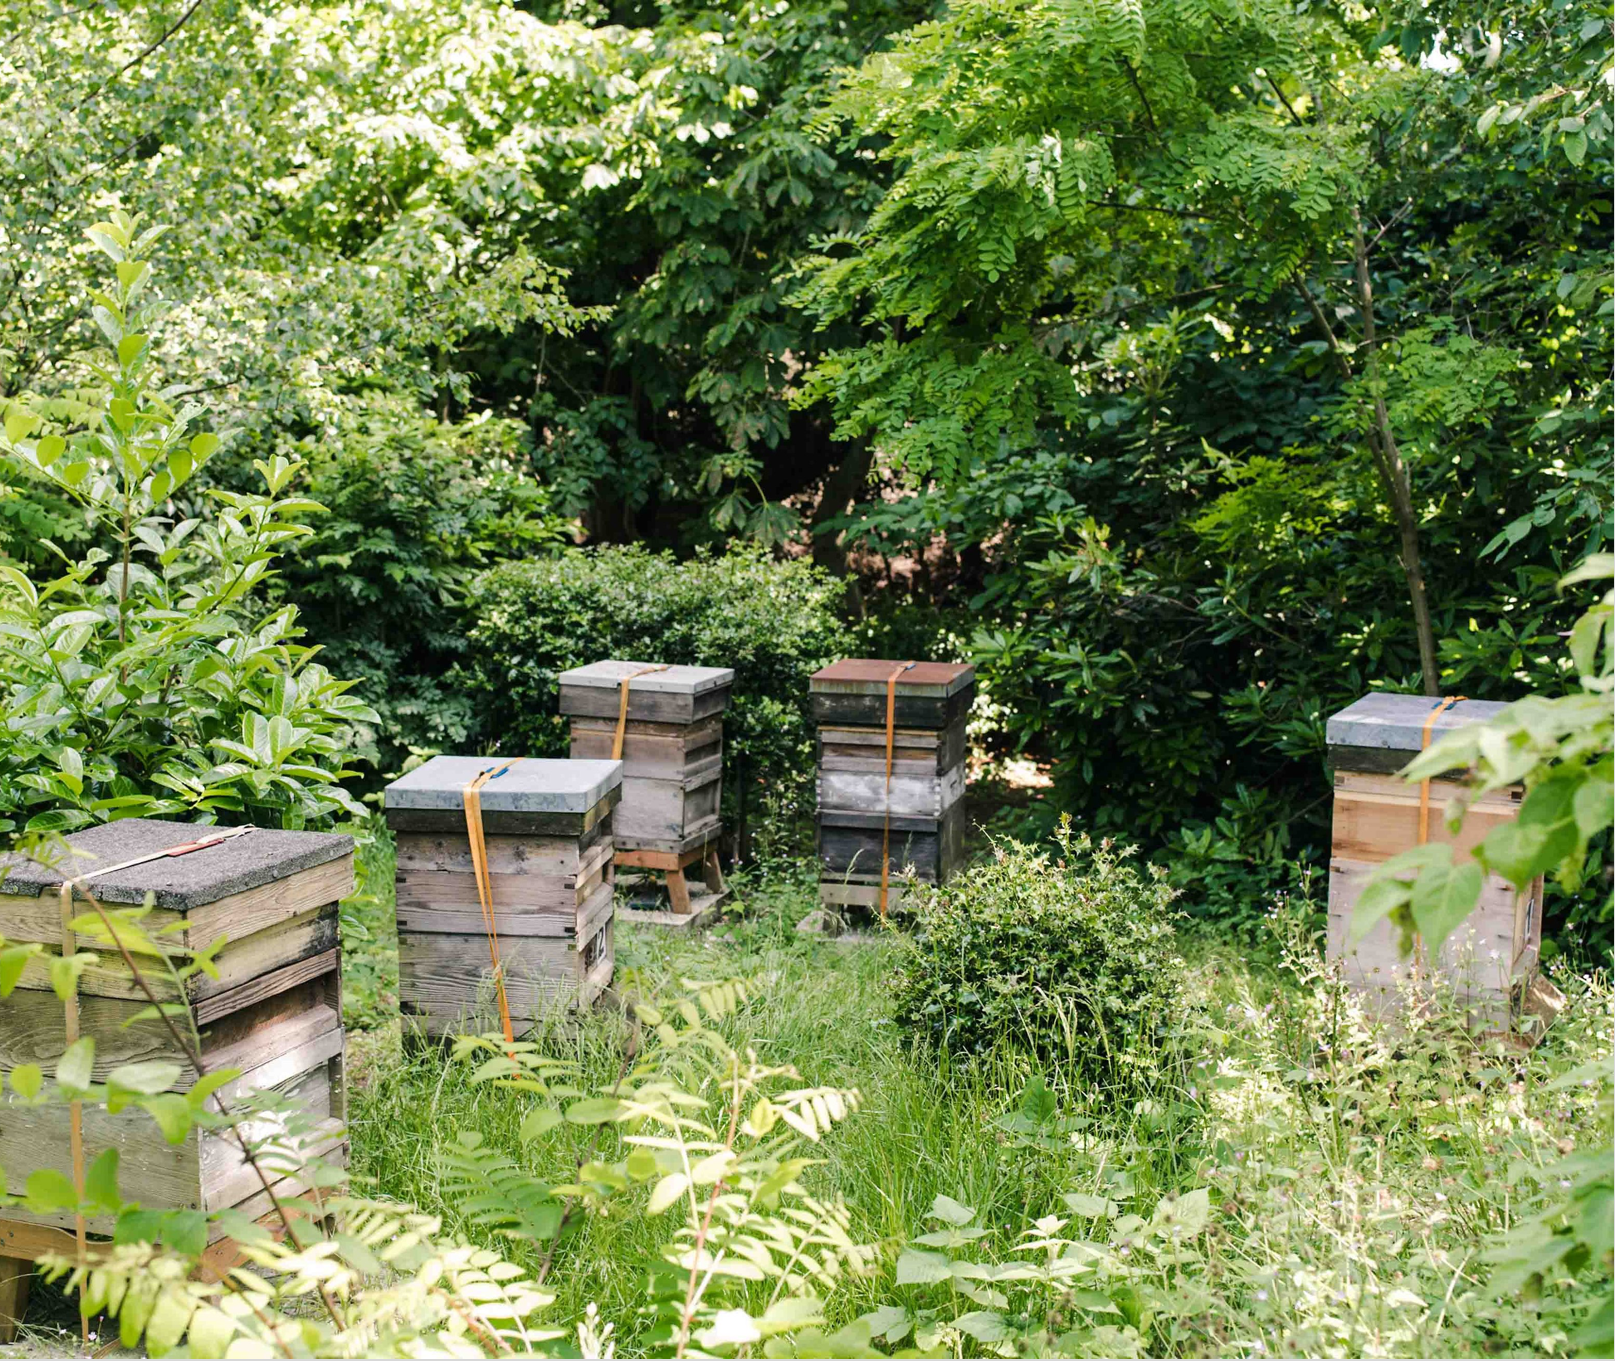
[879,662,917,919]
[613,664,671,759]
[1417,696,1466,844]
[463,759,523,1045]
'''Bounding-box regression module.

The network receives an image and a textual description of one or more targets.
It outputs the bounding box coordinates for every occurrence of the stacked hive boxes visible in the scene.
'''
[385,756,621,1035]
[1326,694,1543,1016]
[559,661,733,912]
[810,661,974,914]
[0,819,353,1240]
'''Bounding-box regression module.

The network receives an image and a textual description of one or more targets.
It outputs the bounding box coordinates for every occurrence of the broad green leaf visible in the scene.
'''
[954,1311,1011,1342]
[928,1192,976,1226]
[83,1148,122,1213]
[1409,858,1485,956]
[647,1172,689,1215]
[57,1036,95,1091]
[1063,1191,1117,1219]
[141,1092,195,1144]
[25,1167,81,1212]
[108,1060,184,1095]
[0,943,42,997]
[520,1106,565,1141]
[565,1097,626,1124]
[10,1063,43,1099]
[894,1247,954,1285]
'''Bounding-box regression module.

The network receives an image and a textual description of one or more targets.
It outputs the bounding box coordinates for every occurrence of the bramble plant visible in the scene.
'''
[0,215,377,833]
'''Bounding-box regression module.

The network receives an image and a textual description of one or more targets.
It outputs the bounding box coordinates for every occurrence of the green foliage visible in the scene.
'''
[0,218,374,833]
[1353,557,1613,961]
[466,543,849,835]
[271,402,574,774]
[890,822,1184,1078]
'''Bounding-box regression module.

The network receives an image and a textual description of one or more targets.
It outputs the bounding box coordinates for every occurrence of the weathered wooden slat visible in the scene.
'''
[810,689,971,730]
[613,767,722,846]
[570,716,723,777]
[0,976,336,1085]
[0,1012,344,1233]
[816,720,967,773]
[1325,856,1540,1017]
[1329,791,1514,862]
[817,802,966,884]
[558,683,731,725]
[817,764,965,818]
[398,925,602,1036]
[0,855,352,952]
[393,825,608,879]
[10,908,338,1005]
[395,845,610,916]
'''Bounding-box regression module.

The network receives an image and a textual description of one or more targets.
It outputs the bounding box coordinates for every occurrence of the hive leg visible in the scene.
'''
[702,844,725,895]
[666,865,693,914]
[0,1254,32,1343]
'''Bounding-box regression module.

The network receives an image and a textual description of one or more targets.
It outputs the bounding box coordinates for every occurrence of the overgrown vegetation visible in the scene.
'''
[890,825,1184,1077]
[1,1,1611,1355]
[467,544,848,843]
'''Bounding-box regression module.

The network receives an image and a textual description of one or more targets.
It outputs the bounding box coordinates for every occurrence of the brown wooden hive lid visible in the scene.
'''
[809,659,976,698]
[0,818,353,911]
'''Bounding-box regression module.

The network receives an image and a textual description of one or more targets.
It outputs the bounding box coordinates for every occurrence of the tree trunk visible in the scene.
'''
[1351,209,1441,696]
[809,439,873,614]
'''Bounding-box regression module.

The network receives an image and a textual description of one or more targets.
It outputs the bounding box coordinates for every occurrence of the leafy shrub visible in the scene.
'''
[0,215,375,833]
[891,822,1185,1079]
[466,543,849,841]
[271,401,573,776]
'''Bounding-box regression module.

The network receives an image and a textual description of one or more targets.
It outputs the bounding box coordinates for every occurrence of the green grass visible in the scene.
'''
[339,842,1614,1358]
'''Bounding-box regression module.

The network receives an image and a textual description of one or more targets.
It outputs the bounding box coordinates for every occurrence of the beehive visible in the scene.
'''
[559,662,732,852]
[0,819,353,1239]
[810,661,974,914]
[384,756,621,1034]
[1325,694,1543,1014]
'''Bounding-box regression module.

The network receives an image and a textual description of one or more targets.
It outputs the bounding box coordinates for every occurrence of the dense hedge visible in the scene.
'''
[465,545,849,847]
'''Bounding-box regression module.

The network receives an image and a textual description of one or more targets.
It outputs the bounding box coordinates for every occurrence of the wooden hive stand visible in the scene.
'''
[1324,694,1550,1030]
[559,661,735,927]
[384,756,622,1036]
[0,818,354,1340]
[807,660,975,932]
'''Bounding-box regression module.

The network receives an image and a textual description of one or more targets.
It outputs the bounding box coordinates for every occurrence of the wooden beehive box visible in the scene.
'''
[0,819,353,1237]
[810,662,974,918]
[808,660,975,730]
[817,802,967,907]
[1325,694,1542,1014]
[384,756,622,1036]
[559,662,732,855]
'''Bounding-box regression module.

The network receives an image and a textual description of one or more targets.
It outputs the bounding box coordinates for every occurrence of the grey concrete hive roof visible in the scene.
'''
[557,661,735,694]
[0,818,353,910]
[1326,693,1510,751]
[385,756,622,813]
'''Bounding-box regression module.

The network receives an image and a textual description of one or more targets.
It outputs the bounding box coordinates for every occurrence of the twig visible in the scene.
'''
[71,0,210,113]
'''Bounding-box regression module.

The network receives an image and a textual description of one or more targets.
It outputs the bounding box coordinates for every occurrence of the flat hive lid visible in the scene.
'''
[1326,694,1510,751]
[385,756,621,814]
[558,661,734,695]
[810,660,975,697]
[0,818,353,911]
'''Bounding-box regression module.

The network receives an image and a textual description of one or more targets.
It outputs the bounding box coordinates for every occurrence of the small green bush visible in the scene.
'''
[465,544,849,840]
[891,822,1184,1081]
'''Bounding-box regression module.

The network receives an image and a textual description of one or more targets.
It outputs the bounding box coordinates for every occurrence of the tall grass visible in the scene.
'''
[343,855,1612,1357]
